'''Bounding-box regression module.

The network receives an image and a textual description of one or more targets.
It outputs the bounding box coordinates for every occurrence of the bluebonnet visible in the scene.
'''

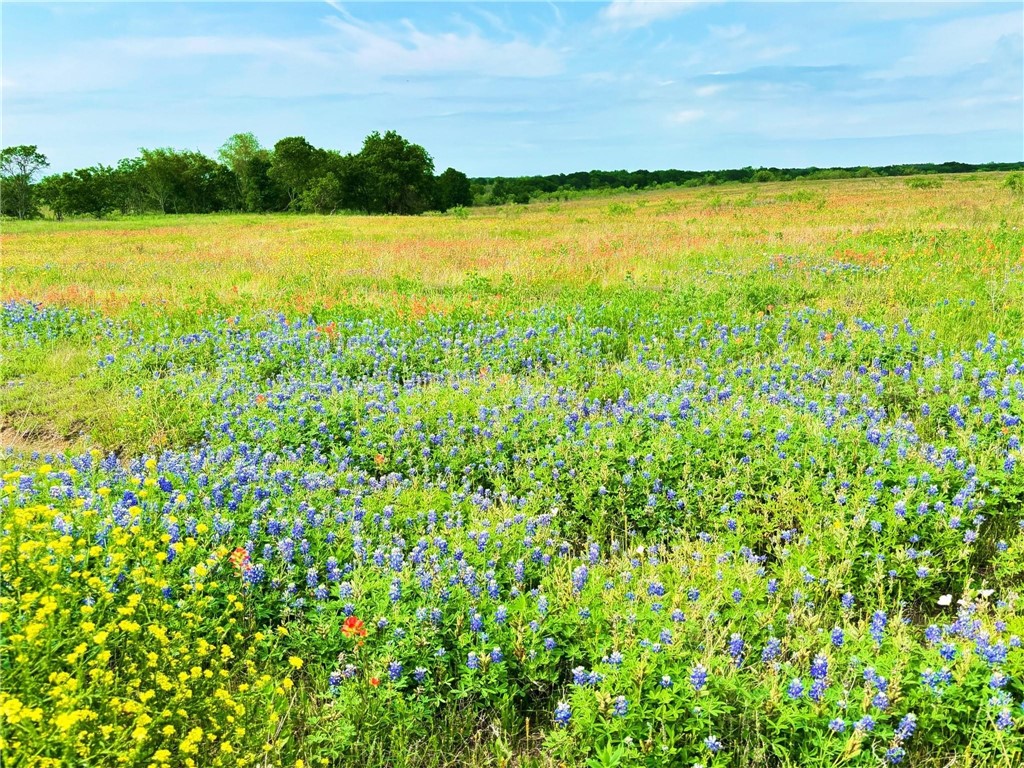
[894,713,917,742]
[388,661,402,681]
[786,678,804,700]
[554,701,571,727]
[762,637,782,663]
[690,665,708,692]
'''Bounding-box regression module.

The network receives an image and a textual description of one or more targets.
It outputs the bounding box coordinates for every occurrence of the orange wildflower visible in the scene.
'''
[342,616,367,639]
[228,547,251,574]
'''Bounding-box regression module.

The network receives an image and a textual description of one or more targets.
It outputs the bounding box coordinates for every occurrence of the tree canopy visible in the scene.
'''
[1,145,49,219]
[358,130,436,215]
[7,131,464,219]
[6,132,1023,220]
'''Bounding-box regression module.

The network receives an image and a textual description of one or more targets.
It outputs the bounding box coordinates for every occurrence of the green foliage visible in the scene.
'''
[3,178,1024,766]
[471,162,1023,204]
[1005,172,1024,197]
[218,132,284,213]
[270,136,323,208]
[134,148,235,214]
[37,166,116,219]
[298,173,343,214]
[358,130,436,215]
[434,167,473,211]
[906,177,944,190]
[0,144,49,219]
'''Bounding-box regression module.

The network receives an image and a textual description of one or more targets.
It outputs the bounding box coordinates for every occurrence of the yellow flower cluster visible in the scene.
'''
[0,472,302,767]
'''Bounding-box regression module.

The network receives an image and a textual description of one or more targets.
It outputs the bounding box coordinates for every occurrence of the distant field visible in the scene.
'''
[3,173,1020,323]
[2,172,1024,768]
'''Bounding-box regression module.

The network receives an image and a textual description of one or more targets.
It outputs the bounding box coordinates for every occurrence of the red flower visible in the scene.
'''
[228,547,251,574]
[369,677,380,687]
[342,616,367,639]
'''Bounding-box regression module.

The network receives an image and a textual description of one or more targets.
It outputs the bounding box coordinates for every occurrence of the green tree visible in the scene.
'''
[111,157,149,215]
[434,167,472,211]
[137,148,184,213]
[38,166,116,219]
[218,133,279,212]
[177,151,233,213]
[0,145,49,219]
[270,137,321,209]
[298,173,343,214]
[70,166,116,218]
[134,148,233,214]
[357,130,435,214]
[323,151,368,211]
[36,173,74,220]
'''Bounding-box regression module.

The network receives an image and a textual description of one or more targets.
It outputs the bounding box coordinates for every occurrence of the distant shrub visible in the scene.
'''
[448,205,470,219]
[1005,172,1024,197]
[606,203,633,216]
[906,177,943,189]
[805,169,854,180]
[775,190,821,204]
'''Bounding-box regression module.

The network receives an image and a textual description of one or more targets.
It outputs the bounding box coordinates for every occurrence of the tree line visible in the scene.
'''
[0,131,472,219]
[471,161,1024,205]
[3,136,1021,219]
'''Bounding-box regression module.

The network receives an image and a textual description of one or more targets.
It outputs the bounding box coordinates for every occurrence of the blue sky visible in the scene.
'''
[2,2,1021,176]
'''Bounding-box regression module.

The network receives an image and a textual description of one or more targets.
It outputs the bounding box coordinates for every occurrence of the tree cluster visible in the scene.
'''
[472,161,1024,205]
[0,131,473,220]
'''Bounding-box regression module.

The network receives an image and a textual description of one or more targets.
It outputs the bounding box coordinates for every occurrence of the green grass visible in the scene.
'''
[1,172,1023,768]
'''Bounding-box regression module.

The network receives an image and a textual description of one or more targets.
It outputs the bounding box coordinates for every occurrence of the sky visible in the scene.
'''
[2,1,1022,177]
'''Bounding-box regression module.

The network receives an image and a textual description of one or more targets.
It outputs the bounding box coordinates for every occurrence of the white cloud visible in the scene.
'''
[874,10,1022,79]
[9,7,565,104]
[599,1,715,32]
[323,15,563,78]
[108,35,328,63]
[708,23,746,41]
[695,84,725,97]
[669,108,705,123]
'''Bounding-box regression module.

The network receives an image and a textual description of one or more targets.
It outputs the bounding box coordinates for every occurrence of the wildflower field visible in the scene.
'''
[2,173,1023,767]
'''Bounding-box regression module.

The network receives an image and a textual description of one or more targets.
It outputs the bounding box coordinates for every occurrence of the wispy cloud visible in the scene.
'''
[599,1,716,31]
[669,108,705,124]
[322,13,563,78]
[108,35,328,62]
[874,10,1022,78]
[3,1,1020,176]
[694,84,725,97]
[708,23,745,41]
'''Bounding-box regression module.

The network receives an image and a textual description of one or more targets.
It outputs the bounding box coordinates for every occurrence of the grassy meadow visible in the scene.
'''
[2,172,1024,767]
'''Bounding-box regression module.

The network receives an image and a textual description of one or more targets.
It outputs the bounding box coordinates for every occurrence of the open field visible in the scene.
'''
[3,174,1021,316]
[2,173,1024,767]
